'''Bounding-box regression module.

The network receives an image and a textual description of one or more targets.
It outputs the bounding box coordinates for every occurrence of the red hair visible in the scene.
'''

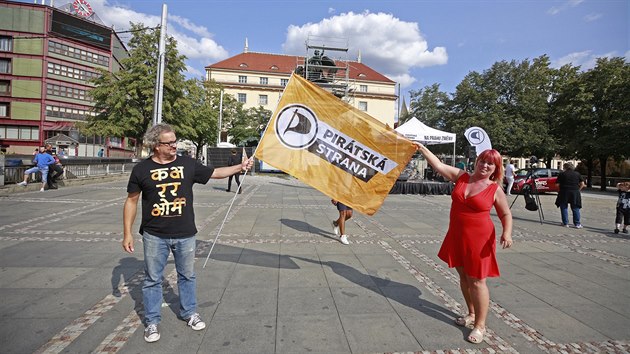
[476,149,504,183]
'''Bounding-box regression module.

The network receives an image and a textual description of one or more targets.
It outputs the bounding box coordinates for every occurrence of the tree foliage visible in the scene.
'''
[229,106,273,147]
[175,79,221,159]
[86,23,187,147]
[407,54,630,181]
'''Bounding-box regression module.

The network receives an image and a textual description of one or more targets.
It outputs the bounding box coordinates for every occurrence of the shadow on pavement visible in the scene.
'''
[111,257,145,319]
[196,241,300,269]
[291,255,458,326]
[280,218,339,241]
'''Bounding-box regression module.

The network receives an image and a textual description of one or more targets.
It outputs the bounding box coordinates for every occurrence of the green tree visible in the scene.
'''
[175,79,221,159]
[407,83,450,128]
[86,23,187,149]
[447,56,557,160]
[581,58,629,189]
[229,106,272,146]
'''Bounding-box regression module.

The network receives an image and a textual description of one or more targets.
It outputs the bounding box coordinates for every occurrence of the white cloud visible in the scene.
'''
[584,13,603,22]
[169,15,212,38]
[553,50,622,70]
[282,11,447,89]
[88,0,227,76]
[547,0,584,15]
[185,65,204,78]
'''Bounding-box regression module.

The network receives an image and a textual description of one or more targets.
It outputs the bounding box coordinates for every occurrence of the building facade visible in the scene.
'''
[0,0,132,157]
[204,46,398,130]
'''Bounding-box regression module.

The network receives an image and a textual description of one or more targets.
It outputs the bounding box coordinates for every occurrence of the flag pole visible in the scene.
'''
[203,76,294,268]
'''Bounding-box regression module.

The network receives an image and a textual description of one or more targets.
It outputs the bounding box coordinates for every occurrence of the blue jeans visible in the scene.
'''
[142,232,197,325]
[24,166,49,183]
[559,203,581,226]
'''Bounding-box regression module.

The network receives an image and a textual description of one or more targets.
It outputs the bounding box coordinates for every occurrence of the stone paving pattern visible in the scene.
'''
[0,174,628,353]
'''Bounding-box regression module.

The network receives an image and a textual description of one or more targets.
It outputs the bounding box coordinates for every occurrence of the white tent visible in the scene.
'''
[395,117,457,165]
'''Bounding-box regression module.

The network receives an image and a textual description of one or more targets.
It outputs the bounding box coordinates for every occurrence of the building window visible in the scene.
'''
[47,83,89,101]
[6,126,18,138]
[280,79,288,86]
[359,85,368,93]
[358,101,368,111]
[0,58,11,74]
[0,125,38,140]
[238,93,246,103]
[48,41,109,66]
[259,77,268,85]
[238,75,247,84]
[47,62,99,82]
[45,104,96,121]
[0,102,8,117]
[0,80,10,95]
[0,36,12,52]
[259,95,268,105]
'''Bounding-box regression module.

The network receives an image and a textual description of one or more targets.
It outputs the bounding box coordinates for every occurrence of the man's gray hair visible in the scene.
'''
[144,123,174,151]
[563,162,575,170]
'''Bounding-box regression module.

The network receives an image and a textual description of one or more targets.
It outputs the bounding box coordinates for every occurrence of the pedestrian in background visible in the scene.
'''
[614,181,630,234]
[331,199,352,245]
[45,144,64,189]
[226,149,242,193]
[122,124,252,343]
[504,159,516,196]
[555,162,585,228]
[18,146,55,192]
[455,158,466,171]
[414,142,513,344]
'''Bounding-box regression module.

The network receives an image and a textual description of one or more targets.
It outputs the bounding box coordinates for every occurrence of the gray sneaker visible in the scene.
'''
[144,324,160,342]
[186,313,206,330]
[17,181,27,186]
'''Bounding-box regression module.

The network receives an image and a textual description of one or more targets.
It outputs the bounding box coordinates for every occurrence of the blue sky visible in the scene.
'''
[30,0,630,99]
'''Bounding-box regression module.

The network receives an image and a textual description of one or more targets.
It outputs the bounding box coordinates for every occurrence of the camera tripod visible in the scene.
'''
[510,169,544,224]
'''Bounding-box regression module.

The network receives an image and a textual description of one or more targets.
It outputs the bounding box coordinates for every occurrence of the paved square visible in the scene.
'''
[0,175,628,353]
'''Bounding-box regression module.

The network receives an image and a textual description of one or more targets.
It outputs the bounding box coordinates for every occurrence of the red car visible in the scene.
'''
[507,168,562,194]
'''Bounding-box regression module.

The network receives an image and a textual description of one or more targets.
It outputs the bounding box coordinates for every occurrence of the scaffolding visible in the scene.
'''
[295,35,354,103]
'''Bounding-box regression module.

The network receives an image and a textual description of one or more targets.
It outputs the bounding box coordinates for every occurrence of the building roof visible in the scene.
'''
[206,52,394,84]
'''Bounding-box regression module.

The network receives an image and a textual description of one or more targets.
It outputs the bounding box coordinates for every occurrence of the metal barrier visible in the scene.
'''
[1,156,137,185]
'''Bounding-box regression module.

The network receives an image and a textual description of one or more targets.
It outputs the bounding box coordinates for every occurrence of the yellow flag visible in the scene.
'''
[255,74,416,215]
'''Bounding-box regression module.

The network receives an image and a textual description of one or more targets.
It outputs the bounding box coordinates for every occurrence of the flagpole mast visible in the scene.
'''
[152,4,167,126]
[203,75,295,268]
[217,90,223,145]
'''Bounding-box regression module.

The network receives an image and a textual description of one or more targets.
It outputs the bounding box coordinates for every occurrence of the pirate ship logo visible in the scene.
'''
[275,104,319,149]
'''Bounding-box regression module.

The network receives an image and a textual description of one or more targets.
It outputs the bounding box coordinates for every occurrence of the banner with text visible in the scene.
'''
[255,74,416,215]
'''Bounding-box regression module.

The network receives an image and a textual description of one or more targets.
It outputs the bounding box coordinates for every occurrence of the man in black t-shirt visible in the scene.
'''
[122,124,252,343]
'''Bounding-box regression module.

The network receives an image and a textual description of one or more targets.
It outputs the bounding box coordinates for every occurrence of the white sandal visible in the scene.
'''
[467,327,486,344]
[454,314,475,328]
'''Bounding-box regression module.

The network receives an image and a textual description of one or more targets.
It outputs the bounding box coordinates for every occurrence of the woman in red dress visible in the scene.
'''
[415,143,513,344]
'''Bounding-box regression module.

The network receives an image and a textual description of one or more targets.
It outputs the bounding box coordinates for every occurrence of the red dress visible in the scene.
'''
[438,173,500,278]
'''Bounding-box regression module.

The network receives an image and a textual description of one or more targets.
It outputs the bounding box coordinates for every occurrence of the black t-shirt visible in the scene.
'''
[557,170,583,191]
[127,156,214,238]
[227,153,241,166]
